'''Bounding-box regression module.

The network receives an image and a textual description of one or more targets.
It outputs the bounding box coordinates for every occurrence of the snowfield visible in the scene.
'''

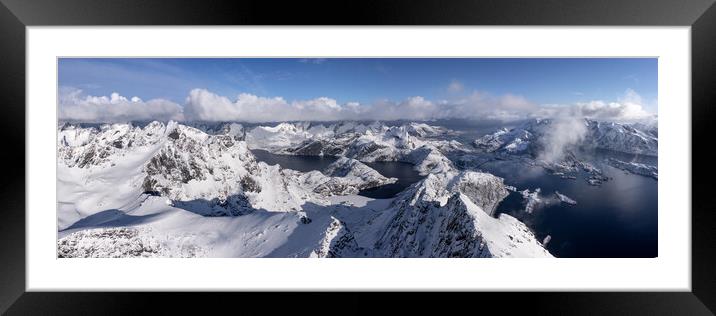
[57,120,555,258]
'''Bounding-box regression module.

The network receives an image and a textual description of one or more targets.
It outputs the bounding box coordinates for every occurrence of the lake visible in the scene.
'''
[251,150,424,198]
[357,161,425,198]
[252,149,340,172]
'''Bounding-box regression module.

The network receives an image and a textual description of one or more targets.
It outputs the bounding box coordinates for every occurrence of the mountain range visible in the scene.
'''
[57,118,657,258]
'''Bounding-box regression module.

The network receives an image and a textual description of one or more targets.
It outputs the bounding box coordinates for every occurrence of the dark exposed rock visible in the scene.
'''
[240,175,261,192]
[300,216,312,224]
[141,176,158,193]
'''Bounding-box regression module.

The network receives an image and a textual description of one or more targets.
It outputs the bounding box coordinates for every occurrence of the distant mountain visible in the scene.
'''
[246,121,461,175]
[473,118,658,157]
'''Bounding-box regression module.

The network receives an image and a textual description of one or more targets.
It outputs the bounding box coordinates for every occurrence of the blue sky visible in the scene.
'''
[58,58,657,122]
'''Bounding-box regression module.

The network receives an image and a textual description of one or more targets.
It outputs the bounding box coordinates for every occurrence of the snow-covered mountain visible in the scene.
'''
[584,120,658,156]
[473,118,658,157]
[246,121,460,175]
[57,121,551,258]
[373,171,550,258]
[58,121,404,218]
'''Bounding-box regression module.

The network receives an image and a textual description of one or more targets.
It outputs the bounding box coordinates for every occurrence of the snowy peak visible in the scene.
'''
[474,118,658,156]
[447,171,510,216]
[58,121,173,168]
[372,168,550,258]
[372,169,544,257]
[404,122,448,137]
[584,119,657,156]
[141,123,257,201]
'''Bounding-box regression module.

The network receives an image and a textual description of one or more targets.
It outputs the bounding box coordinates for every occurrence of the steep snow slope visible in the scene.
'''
[58,121,171,168]
[57,122,177,229]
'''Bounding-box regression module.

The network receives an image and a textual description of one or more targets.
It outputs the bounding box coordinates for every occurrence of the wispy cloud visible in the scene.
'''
[447,80,464,93]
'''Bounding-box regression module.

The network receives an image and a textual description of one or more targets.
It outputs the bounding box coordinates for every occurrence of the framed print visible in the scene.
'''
[1,0,715,314]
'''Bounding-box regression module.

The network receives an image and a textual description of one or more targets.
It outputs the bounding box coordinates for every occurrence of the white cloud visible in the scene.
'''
[538,89,654,122]
[59,87,656,123]
[530,90,655,163]
[58,88,184,123]
[184,89,284,122]
[183,90,455,122]
[538,116,588,163]
[184,89,357,122]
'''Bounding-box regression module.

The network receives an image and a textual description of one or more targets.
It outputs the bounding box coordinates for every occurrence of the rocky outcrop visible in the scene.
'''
[607,158,658,179]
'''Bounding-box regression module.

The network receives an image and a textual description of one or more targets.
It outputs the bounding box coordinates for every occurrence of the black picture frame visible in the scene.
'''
[1,0,714,314]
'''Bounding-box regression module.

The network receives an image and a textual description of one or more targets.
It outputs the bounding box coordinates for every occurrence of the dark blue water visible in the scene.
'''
[484,159,658,258]
[251,150,423,198]
[252,150,339,172]
[358,161,425,198]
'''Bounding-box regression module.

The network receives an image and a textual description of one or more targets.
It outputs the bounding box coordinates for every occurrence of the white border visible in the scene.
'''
[27,27,690,291]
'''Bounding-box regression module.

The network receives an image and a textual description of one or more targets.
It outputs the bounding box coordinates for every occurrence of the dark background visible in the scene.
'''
[1,0,715,314]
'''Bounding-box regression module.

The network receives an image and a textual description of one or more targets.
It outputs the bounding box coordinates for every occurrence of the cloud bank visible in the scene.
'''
[59,88,184,123]
[59,87,655,123]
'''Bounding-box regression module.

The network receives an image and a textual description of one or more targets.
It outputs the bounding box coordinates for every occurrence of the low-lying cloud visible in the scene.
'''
[181,89,544,122]
[59,87,656,123]
[184,89,356,122]
[538,116,588,163]
[536,89,654,122]
[59,88,184,123]
[532,89,655,162]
